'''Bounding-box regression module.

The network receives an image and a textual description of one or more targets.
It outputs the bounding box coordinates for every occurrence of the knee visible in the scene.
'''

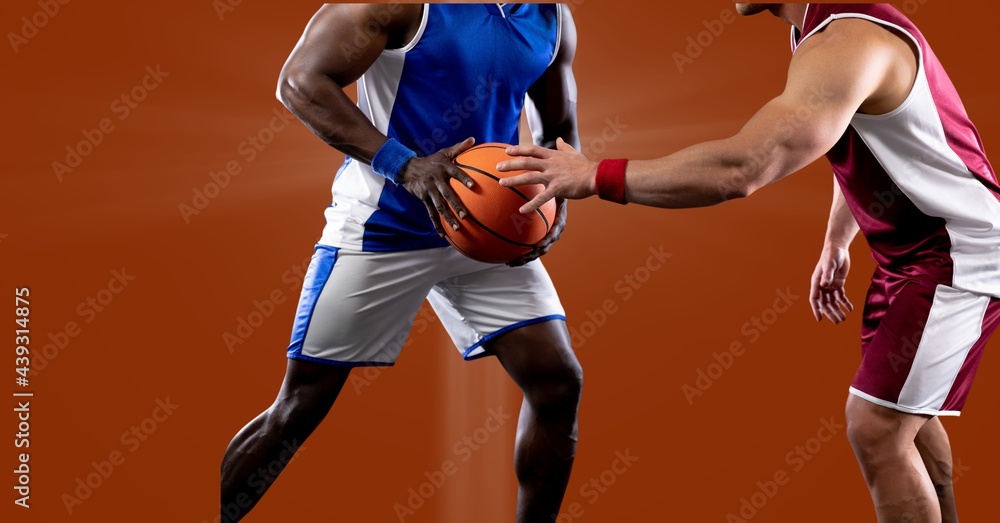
[846,410,897,467]
[525,359,583,418]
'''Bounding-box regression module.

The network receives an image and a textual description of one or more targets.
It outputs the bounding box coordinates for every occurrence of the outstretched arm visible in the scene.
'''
[498,20,903,213]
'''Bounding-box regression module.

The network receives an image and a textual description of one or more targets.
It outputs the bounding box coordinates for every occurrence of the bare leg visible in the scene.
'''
[220,359,351,522]
[915,418,958,523]
[486,321,582,523]
[846,394,940,523]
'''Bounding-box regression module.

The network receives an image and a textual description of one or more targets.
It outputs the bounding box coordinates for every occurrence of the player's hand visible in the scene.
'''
[399,137,477,236]
[507,198,568,267]
[809,244,854,324]
[497,138,598,214]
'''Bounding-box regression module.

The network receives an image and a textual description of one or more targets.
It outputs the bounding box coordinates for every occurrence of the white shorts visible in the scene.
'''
[286,246,566,366]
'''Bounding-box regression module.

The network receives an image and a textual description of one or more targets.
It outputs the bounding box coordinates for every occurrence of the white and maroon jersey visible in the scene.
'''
[793,4,1000,297]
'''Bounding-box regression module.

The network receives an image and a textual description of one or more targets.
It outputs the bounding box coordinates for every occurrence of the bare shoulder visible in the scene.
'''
[280,4,424,86]
[317,3,420,24]
[308,3,422,43]
[796,18,914,65]
[791,18,917,113]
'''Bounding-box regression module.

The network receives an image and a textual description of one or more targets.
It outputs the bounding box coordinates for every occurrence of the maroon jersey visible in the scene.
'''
[794,4,1000,297]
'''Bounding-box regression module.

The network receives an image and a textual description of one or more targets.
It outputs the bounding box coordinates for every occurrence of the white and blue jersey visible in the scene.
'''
[288,4,568,365]
[318,3,562,252]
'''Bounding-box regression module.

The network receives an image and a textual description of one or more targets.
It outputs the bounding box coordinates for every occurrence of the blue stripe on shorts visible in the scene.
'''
[286,246,339,359]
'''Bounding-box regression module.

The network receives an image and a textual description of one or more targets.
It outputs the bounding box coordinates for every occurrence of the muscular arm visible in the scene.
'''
[276,4,418,162]
[500,20,914,213]
[277,4,476,234]
[621,22,896,208]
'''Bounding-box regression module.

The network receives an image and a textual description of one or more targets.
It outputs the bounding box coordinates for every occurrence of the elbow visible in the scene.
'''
[723,183,754,201]
[717,162,761,202]
[723,181,755,201]
[713,134,796,202]
[713,142,763,202]
[275,65,304,110]
[275,73,294,108]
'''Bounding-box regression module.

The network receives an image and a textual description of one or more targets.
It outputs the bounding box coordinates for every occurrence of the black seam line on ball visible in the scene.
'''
[454,162,552,230]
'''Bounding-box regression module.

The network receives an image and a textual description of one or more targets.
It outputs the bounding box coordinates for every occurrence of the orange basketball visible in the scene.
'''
[441,143,557,264]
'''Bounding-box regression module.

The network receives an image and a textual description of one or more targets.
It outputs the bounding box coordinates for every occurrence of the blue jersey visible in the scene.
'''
[319,3,562,252]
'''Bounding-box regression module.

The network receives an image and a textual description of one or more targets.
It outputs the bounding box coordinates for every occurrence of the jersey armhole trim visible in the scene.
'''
[797,13,925,121]
[548,4,563,68]
[384,3,429,55]
[790,3,811,52]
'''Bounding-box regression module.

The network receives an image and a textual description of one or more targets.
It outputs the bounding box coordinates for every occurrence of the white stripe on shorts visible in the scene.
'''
[896,285,989,413]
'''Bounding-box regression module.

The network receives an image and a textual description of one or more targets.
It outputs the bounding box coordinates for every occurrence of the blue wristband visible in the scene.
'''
[371,138,417,183]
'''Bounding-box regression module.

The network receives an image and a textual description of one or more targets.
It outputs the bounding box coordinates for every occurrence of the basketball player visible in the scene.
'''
[498,4,999,522]
[221,4,582,522]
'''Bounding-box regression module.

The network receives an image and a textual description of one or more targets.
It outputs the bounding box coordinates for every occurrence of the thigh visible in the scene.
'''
[851,281,998,416]
[428,252,566,360]
[287,247,441,366]
[846,393,929,444]
[914,417,951,458]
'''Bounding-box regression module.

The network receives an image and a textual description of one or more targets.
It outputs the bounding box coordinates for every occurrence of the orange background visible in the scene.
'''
[2,1,999,522]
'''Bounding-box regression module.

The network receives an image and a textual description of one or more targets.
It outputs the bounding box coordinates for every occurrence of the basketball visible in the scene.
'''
[441,143,557,264]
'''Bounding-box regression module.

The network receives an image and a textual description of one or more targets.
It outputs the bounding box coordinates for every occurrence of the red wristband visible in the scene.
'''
[595,158,629,205]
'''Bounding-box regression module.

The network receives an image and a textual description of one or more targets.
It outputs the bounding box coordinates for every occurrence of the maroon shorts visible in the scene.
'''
[850,272,1000,416]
